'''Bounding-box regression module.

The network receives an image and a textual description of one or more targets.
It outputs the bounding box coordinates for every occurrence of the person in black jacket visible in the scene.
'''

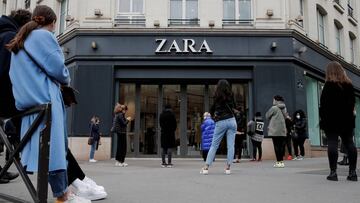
[292,110,307,160]
[200,79,237,175]
[89,116,101,163]
[0,9,31,184]
[320,61,357,181]
[159,104,177,167]
[112,103,131,167]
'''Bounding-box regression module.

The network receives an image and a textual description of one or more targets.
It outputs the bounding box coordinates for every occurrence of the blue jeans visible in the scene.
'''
[205,117,237,167]
[48,169,68,197]
[89,141,97,159]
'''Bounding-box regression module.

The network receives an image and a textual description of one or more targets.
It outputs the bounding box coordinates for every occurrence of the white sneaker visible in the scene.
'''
[115,161,121,166]
[83,177,105,192]
[280,161,285,168]
[72,179,107,201]
[297,156,304,160]
[200,168,208,175]
[224,169,231,175]
[122,162,128,167]
[273,162,282,168]
[89,159,97,163]
[65,193,91,203]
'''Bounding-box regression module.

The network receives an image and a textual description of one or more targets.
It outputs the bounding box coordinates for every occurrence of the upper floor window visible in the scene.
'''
[300,0,304,16]
[316,7,327,46]
[349,32,356,63]
[334,20,343,55]
[115,0,145,26]
[169,0,199,26]
[25,0,30,9]
[223,0,252,25]
[2,0,7,15]
[59,0,68,35]
[348,0,354,18]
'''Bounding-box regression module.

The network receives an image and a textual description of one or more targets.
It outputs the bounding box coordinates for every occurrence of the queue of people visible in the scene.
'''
[0,6,358,203]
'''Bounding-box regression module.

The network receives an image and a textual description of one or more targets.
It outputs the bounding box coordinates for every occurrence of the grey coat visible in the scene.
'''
[266,101,287,137]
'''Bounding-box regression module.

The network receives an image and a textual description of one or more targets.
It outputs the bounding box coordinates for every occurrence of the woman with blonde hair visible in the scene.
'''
[111,103,131,167]
[320,61,357,181]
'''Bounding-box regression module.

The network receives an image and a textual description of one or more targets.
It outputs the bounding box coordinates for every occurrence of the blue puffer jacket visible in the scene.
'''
[201,118,215,151]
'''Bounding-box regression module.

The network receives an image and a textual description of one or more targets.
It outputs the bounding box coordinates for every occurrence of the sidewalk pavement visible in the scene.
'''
[0,156,359,203]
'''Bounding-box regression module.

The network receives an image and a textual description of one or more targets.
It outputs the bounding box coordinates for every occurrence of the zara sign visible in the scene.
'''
[155,39,213,54]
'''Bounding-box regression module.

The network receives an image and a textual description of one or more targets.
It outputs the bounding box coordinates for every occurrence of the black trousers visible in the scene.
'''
[116,133,127,163]
[67,149,85,185]
[285,134,292,156]
[161,148,172,164]
[272,137,286,162]
[326,132,357,171]
[251,140,262,160]
[234,135,245,159]
[293,137,306,157]
[202,150,209,162]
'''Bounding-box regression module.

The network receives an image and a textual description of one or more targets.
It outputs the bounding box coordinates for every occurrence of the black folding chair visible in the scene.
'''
[0,104,51,203]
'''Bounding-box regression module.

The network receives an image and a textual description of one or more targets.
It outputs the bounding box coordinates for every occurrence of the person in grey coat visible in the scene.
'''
[266,95,287,168]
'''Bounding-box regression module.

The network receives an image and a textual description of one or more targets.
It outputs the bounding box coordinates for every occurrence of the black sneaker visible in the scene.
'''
[347,170,358,181]
[161,163,167,168]
[3,172,19,181]
[166,163,173,168]
[0,178,9,184]
[327,170,338,181]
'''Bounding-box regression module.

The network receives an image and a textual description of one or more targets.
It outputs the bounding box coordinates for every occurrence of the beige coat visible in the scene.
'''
[266,102,287,137]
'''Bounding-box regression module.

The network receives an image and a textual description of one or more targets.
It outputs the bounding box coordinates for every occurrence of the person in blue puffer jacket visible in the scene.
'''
[201,112,215,161]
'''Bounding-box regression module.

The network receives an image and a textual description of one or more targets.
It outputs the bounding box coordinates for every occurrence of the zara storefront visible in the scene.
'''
[59,28,360,159]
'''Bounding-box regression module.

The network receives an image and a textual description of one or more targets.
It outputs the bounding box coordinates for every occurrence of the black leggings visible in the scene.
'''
[272,137,286,162]
[67,149,85,185]
[251,140,262,160]
[116,133,127,163]
[161,148,172,164]
[285,134,292,156]
[326,132,357,171]
[234,135,245,159]
[293,137,306,157]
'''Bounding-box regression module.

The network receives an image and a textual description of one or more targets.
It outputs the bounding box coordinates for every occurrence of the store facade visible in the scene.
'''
[60,29,360,159]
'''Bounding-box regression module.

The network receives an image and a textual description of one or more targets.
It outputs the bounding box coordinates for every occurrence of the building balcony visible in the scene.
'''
[168,19,200,26]
[222,19,254,26]
[114,14,145,27]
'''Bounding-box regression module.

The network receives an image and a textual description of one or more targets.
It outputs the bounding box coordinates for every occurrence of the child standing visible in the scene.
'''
[200,112,215,161]
[247,112,264,161]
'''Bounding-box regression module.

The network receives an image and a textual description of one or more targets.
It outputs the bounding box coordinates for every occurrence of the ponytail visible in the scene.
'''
[6,21,39,53]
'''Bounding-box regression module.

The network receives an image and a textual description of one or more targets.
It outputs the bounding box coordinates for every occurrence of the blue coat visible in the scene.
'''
[201,118,215,150]
[9,29,70,172]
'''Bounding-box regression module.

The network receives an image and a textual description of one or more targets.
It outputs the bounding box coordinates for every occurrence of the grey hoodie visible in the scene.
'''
[265,101,287,137]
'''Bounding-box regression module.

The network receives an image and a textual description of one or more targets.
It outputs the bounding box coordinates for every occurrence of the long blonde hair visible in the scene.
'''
[325,61,352,84]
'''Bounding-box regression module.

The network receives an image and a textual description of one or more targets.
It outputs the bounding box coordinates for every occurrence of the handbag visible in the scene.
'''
[88,137,94,145]
[23,48,78,107]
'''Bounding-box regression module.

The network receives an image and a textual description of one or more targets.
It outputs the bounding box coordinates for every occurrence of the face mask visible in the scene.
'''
[296,115,300,119]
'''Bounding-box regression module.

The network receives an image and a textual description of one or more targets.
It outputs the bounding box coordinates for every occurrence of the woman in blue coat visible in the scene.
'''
[201,112,215,161]
[6,6,78,202]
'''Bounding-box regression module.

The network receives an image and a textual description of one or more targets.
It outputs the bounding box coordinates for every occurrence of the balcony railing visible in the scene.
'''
[222,19,254,26]
[348,4,354,18]
[114,14,146,26]
[168,19,200,26]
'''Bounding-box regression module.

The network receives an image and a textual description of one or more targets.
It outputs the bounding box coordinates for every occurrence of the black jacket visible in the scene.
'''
[0,15,19,118]
[90,123,101,141]
[112,112,128,134]
[159,108,177,148]
[320,82,355,134]
[210,96,236,122]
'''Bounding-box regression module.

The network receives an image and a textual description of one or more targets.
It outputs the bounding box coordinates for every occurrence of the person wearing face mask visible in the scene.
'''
[292,110,307,160]
[89,116,101,163]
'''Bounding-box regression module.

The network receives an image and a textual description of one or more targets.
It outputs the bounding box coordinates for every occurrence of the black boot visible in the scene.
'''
[327,170,338,181]
[338,156,349,166]
[347,170,358,181]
